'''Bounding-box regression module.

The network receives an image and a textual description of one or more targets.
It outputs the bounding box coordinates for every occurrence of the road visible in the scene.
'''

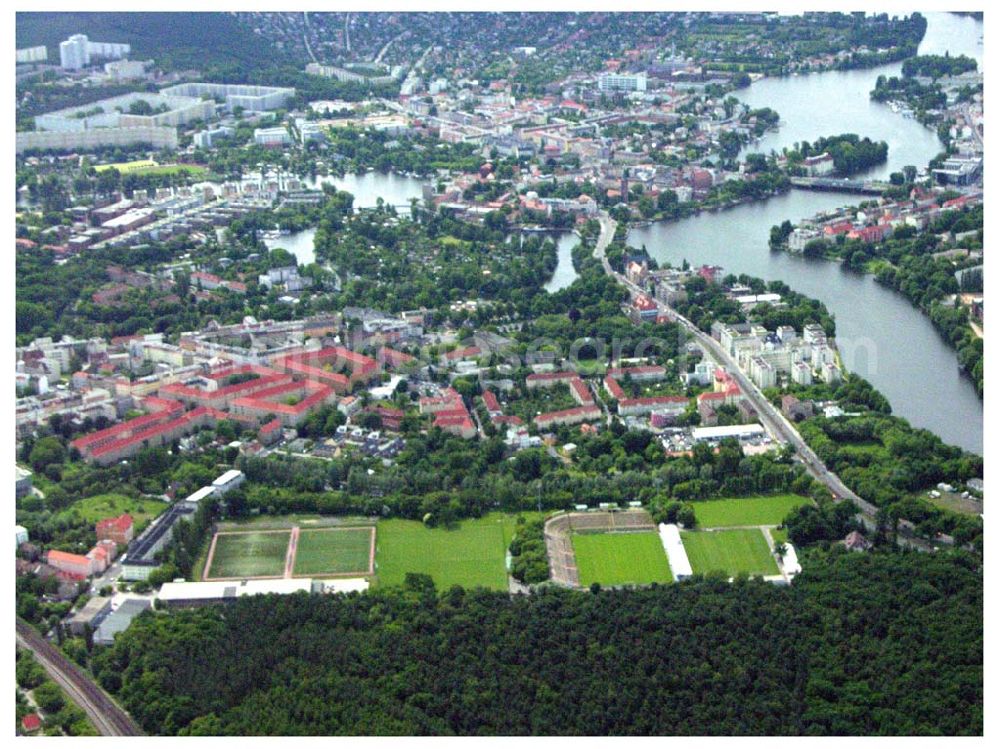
[373,31,405,66]
[595,211,933,551]
[593,211,617,275]
[302,12,318,64]
[16,619,143,736]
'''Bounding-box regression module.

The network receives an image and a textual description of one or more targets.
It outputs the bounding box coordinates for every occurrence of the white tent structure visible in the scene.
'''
[658,523,693,581]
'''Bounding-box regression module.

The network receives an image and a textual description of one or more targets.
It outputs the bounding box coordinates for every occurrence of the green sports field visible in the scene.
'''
[692,494,811,528]
[94,160,208,177]
[207,530,290,579]
[375,514,519,590]
[681,529,779,577]
[572,532,673,587]
[293,527,374,576]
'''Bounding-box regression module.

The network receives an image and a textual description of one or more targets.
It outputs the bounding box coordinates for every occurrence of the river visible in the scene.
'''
[544,232,581,293]
[629,12,983,454]
[305,171,427,210]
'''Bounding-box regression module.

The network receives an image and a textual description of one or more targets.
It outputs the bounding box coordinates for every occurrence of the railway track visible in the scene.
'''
[16,619,143,736]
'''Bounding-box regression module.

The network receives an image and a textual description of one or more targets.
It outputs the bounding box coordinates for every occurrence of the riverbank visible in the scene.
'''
[770,193,983,398]
[784,244,984,399]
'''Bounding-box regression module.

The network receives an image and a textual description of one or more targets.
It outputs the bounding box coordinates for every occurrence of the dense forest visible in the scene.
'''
[798,413,983,547]
[673,273,837,338]
[95,550,981,735]
[16,12,290,79]
[901,53,978,80]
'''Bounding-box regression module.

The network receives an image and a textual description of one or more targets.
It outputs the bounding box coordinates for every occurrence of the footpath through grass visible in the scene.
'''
[681,528,779,577]
[572,531,673,587]
[375,513,520,591]
[692,494,811,528]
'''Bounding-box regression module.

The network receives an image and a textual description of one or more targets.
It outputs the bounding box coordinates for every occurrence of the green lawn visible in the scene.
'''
[572,532,673,587]
[572,359,608,376]
[293,527,374,576]
[681,529,779,577]
[56,494,167,532]
[770,527,789,546]
[207,531,290,579]
[375,513,519,591]
[692,494,811,528]
[95,161,208,177]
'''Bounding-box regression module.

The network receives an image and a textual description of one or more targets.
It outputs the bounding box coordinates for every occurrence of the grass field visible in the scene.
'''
[572,532,673,587]
[94,160,208,177]
[56,494,167,532]
[375,513,519,590]
[293,527,374,576]
[681,529,779,577]
[216,514,374,531]
[207,530,290,579]
[692,495,811,528]
[920,490,983,517]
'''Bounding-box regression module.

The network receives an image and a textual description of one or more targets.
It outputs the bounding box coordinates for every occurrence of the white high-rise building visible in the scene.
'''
[16,46,48,64]
[59,34,130,70]
[597,72,648,93]
[60,34,90,70]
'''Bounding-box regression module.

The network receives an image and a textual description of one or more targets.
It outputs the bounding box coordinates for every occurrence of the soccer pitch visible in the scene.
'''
[293,527,374,576]
[375,514,518,590]
[692,494,811,528]
[572,531,673,587]
[681,529,779,577]
[206,530,290,579]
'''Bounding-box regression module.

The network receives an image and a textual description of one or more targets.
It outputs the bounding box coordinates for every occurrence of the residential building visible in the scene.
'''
[781,395,814,422]
[16,46,48,64]
[46,549,93,578]
[160,82,295,112]
[802,152,834,176]
[254,127,292,147]
[96,514,134,546]
[598,72,648,93]
[618,395,688,417]
[821,361,841,385]
[791,361,813,386]
[17,126,178,154]
[194,126,235,149]
[534,404,602,429]
[844,531,873,552]
[59,35,87,70]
